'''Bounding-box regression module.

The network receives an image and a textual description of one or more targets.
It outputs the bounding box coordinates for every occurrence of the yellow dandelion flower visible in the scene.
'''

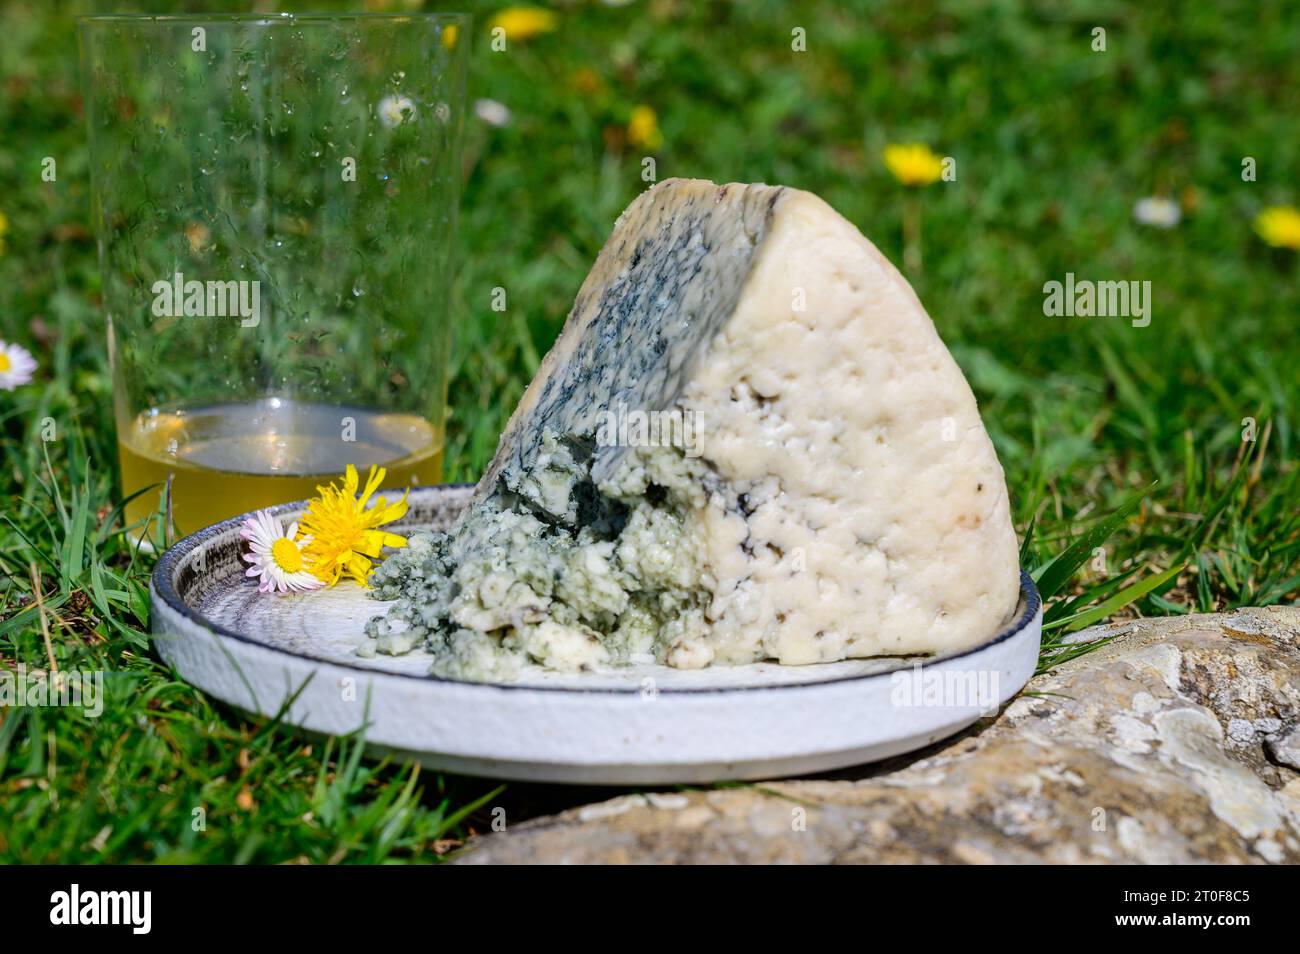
[1255,205,1300,250]
[297,465,408,587]
[883,143,944,188]
[627,105,663,150]
[442,23,459,49]
[490,7,558,42]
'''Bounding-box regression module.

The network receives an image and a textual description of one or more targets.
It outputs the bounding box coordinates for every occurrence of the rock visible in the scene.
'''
[454,606,1300,864]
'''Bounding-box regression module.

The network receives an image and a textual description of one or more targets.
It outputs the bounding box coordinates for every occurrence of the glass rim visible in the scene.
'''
[78,12,471,25]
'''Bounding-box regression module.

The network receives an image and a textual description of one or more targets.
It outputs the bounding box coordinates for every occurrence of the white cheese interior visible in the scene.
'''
[679,187,1019,664]
[367,179,1020,678]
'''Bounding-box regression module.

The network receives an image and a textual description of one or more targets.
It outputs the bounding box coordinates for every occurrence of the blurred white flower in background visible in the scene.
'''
[474,98,512,128]
[0,339,37,390]
[378,95,417,127]
[1133,196,1182,229]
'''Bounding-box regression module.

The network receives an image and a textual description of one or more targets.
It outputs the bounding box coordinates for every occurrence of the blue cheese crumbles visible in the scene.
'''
[366,435,716,679]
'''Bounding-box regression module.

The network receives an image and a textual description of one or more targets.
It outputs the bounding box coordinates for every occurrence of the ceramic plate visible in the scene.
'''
[151,485,1042,784]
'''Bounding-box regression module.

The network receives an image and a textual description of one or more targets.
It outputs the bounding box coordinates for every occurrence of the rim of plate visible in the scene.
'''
[151,485,1042,695]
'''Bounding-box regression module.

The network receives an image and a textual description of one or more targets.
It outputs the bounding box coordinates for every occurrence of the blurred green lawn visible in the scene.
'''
[1,0,1297,862]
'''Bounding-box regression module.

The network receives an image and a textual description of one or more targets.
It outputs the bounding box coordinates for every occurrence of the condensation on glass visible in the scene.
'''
[78,13,469,540]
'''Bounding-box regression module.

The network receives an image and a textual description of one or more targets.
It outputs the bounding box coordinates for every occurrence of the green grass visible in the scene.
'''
[1,0,1298,862]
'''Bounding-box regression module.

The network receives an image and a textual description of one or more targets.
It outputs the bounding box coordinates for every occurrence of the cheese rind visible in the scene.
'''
[477,180,786,508]
[368,179,1020,678]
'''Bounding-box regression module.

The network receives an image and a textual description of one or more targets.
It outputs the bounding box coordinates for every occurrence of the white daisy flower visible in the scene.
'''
[1133,196,1181,229]
[474,98,512,128]
[240,510,324,595]
[377,95,417,128]
[0,339,37,391]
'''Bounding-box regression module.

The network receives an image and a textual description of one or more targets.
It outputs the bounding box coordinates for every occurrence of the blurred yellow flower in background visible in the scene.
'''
[490,7,558,41]
[627,105,663,150]
[442,24,459,49]
[184,221,210,254]
[883,143,944,188]
[0,210,8,255]
[1254,205,1300,250]
[572,67,604,96]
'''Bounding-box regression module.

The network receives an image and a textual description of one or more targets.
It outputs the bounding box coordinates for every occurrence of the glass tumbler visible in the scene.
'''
[78,13,469,541]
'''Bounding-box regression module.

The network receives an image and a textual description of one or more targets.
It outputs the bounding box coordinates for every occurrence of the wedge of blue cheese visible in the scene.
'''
[366,178,1020,679]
